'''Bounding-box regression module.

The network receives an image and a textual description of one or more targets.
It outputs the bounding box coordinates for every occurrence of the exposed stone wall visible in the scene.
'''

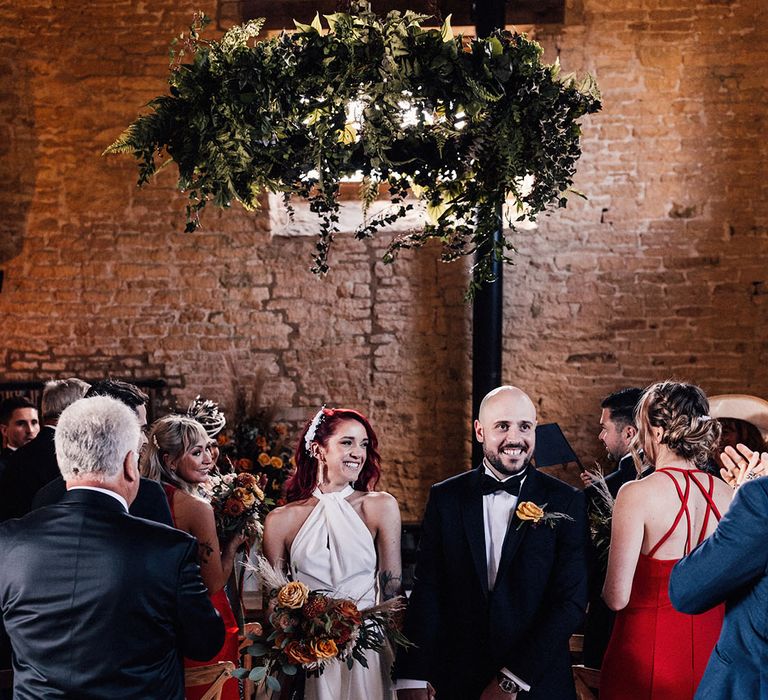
[0,0,765,519]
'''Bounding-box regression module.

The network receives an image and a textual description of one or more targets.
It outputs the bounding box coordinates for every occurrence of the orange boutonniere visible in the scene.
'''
[516,501,574,530]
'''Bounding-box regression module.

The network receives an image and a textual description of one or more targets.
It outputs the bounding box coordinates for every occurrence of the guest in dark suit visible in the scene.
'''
[395,386,587,700]
[0,395,224,700]
[0,378,89,522]
[580,387,649,668]
[30,379,173,526]
[670,444,768,700]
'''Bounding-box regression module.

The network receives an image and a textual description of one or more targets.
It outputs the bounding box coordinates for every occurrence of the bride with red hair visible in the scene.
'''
[263,407,402,700]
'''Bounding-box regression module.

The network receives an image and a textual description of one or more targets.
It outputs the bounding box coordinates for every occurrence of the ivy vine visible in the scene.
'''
[106,2,600,294]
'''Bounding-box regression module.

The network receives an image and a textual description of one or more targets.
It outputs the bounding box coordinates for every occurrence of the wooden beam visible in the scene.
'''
[241,0,564,30]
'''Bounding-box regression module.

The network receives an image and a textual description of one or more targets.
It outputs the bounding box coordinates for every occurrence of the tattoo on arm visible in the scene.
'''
[198,541,214,565]
[379,570,403,600]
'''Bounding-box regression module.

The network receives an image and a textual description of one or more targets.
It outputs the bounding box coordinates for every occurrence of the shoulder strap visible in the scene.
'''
[687,471,722,546]
[647,468,692,557]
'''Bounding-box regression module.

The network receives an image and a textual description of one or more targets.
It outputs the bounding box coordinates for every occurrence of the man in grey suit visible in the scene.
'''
[0,396,224,699]
[670,445,768,700]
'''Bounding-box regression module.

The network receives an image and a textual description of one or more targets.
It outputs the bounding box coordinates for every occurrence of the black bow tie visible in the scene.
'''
[479,471,526,496]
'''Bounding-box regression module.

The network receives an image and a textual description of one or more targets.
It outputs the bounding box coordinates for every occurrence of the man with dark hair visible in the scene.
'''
[0,397,39,479]
[0,379,90,522]
[0,396,224,699]
[32,379,172,526]
[581,386,650,668]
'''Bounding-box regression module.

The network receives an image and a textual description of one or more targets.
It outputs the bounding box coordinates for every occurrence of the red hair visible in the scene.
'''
[285,408,382,502]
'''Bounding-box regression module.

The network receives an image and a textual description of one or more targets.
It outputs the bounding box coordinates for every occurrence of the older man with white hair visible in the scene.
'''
[0,396,224,700]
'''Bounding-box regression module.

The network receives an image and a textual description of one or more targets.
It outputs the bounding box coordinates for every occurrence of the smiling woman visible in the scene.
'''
[141,415,244,700]
[262,406,402,699]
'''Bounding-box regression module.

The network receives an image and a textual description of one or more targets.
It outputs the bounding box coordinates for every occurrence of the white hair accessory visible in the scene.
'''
[304,405,326,454]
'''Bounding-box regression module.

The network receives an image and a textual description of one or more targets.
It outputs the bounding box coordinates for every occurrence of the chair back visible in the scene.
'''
[572,664,600,700]
[184,660,236,700]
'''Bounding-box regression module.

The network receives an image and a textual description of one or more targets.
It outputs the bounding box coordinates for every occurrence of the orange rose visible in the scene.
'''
[258,452,271,466]
[284,641,316,665]
[233,487,256,508]
[334,600,362,625]
[235,457,253,471]
[516,501,545,523]
[270,456,284,469]
[277,581,310,609]
[217,434,229,445]
[236,472,257,487]
[256,436,268,449]
[224,498,245,516]
[310,638,338,659]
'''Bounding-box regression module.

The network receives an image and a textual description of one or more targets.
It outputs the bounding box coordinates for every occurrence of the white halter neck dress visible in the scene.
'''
[289,485,394,700]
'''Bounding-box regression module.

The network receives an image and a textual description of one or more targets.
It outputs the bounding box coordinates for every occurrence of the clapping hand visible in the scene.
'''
[719,443,768,488]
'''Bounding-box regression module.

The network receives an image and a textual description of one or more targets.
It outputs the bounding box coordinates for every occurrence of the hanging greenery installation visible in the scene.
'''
[106,2,601,292]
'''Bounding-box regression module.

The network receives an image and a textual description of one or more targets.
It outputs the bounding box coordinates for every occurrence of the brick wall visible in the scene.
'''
[0,0,765,519]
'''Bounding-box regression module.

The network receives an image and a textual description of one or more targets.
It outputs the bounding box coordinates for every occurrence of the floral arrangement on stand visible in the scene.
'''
[217,411,294,508]
[232,558,411,693]
[104,1,601,295]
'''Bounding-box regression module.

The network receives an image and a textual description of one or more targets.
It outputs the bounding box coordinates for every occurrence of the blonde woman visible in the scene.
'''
[142,415,244,700]
[601,381,734,700]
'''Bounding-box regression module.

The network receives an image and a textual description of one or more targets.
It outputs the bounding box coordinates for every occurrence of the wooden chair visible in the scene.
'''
[184,660,236,700]
[572,664,600,700]
[239,622,263,700]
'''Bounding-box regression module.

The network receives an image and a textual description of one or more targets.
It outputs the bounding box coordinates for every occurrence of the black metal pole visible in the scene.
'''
[471,0,506,467]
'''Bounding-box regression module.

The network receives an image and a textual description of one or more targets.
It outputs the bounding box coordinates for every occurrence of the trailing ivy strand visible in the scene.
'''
[105,3,601,293]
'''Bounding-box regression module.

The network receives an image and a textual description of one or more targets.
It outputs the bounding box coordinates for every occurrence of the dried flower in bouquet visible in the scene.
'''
[585,463,615,566]
[203,470,268,544]
[232,557,412,692]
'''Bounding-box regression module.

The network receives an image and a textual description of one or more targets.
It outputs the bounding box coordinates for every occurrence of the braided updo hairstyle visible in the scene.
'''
[635,381,722,468]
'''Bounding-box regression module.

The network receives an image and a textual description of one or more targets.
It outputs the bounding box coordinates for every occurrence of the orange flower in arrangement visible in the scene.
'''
[236,473,257,488]
[224,498,245,516]
[334,600,362,626]
[310,639,338,660]
[258,452,271,466]
[284,641,316,665]
[217,433,229,445]
[270,456,284,469]
[235,457,253,471]
[302,594,329,619]
[233,487,257,508]
[256,435,268,450]
[277,581,310,609]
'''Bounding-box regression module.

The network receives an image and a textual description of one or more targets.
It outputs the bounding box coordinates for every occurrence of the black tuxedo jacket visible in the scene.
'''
[31,476,174,526]
[0,426,59,522]
[395,466,587,700]
[0,489,224,699]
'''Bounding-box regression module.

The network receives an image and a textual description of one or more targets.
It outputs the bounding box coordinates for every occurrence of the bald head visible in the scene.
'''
[475,386,537,476]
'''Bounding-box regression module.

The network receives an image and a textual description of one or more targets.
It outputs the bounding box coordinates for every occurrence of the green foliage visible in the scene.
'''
[106,1,601,293]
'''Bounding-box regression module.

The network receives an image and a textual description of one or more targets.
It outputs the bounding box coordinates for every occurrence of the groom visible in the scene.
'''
[395,386,587,699]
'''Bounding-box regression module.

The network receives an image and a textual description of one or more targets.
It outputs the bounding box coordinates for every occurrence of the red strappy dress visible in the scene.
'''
[601,468,725,700]
[163,483,240,700]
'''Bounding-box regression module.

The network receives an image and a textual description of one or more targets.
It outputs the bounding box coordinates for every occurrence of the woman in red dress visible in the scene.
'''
[142,415,244,700]
[601,381,734,700]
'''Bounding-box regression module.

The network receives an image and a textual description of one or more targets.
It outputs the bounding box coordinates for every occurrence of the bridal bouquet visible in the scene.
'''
[235,558,411,692]
[204,470,267,544]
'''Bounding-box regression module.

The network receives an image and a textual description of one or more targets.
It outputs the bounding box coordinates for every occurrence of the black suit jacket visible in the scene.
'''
[395,466,588,700]
[0,427,59,522]
[31,476,174,526]
[0,490,224,699]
